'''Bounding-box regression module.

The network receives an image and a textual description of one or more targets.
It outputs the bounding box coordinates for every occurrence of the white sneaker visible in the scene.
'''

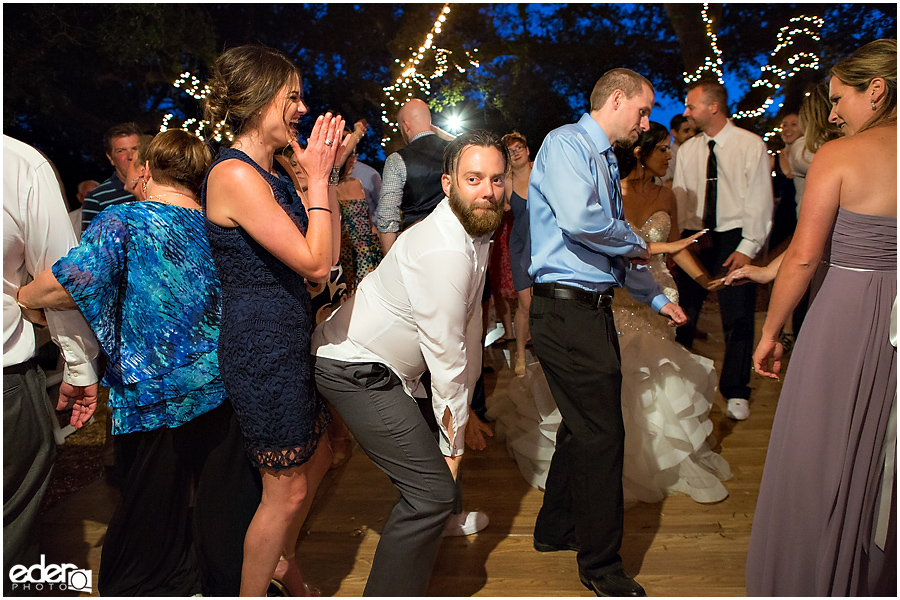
[725,398,750,420]
[443,510,489,537]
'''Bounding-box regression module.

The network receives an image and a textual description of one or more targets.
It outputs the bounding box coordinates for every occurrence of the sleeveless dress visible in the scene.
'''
[203,147,330,471]
[488,210,731,503]
[489,210,516,299]
[508,189,532,292]
[337,182,382,292]
[746,209,897,596]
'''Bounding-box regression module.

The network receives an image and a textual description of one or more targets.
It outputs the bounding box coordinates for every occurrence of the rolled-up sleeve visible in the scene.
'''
[376,153,406,234]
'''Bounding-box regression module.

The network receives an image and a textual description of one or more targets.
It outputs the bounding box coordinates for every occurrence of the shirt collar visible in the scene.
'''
[578,113,613,154]
[409,130,435,144]
[704,119,736,147]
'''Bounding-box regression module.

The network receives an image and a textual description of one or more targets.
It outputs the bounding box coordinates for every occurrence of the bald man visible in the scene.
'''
[375,99,455,253]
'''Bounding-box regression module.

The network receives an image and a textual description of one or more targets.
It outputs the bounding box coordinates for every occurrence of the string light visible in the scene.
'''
[734,16,823,122]
[380,4,480,146]
[683,4,724,85]
[159,71,234,142]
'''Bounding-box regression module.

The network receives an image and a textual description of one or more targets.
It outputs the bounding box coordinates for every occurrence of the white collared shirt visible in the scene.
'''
[313,198,489,457]
[3,135,99,384]
[673,120,773,258]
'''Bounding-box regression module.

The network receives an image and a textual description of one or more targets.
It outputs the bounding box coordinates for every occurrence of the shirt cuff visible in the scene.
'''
[650,294,671,314]
[736,238,761,259]
[63,358,101,386]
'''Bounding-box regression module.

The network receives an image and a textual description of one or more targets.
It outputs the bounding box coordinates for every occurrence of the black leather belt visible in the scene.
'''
[532,282,613,309]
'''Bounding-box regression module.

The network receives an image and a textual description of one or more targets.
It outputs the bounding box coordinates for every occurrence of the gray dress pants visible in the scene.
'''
[3,361,55,596]
[314,357,455,596]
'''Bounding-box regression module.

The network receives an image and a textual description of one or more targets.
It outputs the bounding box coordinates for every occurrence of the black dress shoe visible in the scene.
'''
[533,538,579,553]
[579,568,646,597]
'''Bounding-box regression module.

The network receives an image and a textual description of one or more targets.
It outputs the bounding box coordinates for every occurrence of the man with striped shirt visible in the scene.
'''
[80,123,141,234]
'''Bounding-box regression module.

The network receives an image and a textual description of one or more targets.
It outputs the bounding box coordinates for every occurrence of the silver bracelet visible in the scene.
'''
[328,167,341,186]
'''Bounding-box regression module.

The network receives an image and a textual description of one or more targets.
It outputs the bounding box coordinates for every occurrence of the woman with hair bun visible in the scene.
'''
[202,45,344,596]
[746,39,897,596]
[18,129,261,596]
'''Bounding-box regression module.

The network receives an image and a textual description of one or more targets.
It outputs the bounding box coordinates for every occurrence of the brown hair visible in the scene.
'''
[204,45,301,146]
[146,130,212,195]
[502,131,528,148]
[442,129,510,179]
[134,134,155,165]
[590,68,654,111]
[686,79,728,113]
[104,122,143,154]
[799,81,842,154]
[830,38,897,134]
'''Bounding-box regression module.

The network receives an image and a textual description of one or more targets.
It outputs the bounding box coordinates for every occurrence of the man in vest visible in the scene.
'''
[376,99,454,253]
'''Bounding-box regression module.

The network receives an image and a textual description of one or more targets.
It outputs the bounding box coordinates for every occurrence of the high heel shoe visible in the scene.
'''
[268,579,321,597]
[514,354,527,377]
[269,558,321,597]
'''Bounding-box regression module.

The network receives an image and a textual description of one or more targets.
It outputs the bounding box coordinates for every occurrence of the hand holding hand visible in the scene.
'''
[58,382,99,428]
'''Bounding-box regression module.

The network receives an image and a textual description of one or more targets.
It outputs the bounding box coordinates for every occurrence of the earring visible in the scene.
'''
[142,180,148,196]
[871,100,877,111]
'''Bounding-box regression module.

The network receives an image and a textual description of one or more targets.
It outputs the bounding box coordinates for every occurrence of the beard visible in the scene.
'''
[448,184,504,237]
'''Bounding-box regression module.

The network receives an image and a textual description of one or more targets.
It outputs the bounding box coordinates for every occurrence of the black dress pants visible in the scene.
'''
[674,228,757,400]
[529,294,625,577]
[99,401,262,596]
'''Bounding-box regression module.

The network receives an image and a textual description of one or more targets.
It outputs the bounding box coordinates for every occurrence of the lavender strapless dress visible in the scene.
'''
[746,208,897,596]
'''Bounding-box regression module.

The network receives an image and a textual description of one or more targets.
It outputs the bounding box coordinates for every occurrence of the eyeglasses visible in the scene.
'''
[508,145,526,154]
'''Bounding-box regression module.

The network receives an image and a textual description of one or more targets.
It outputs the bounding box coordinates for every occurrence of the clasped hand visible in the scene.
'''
[293,112,347,182]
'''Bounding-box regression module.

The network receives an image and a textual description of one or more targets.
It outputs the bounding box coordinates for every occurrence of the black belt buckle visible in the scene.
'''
[592,291,613,309]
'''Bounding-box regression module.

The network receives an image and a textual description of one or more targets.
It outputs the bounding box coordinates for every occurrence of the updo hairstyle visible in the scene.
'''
[830,38,897,134]
[204,45,301,146]
[613,121,669,178]
[146,129,212,195]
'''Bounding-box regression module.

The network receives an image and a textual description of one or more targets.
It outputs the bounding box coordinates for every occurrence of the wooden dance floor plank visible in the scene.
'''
[41,310,784,596]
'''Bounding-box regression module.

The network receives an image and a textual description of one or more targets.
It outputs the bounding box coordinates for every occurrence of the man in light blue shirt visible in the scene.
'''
[527,68,687,598]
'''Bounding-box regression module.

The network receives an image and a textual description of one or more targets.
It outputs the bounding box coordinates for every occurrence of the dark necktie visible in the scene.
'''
[703,140,717,230]
[605,148,626,285]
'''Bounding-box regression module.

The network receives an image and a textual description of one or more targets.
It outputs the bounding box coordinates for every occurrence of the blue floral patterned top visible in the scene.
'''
[52,202,225,435]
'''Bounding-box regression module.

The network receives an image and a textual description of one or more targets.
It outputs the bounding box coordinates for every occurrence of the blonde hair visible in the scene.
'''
[204,45,301,146]
[830,38,897,134]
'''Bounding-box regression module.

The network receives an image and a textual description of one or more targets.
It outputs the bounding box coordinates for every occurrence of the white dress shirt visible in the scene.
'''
[313,198,488,457]
[3,135,99,384]
[673,120,773,258]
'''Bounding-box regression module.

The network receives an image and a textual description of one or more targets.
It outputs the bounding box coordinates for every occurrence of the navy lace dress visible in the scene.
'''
[203,147,330,471]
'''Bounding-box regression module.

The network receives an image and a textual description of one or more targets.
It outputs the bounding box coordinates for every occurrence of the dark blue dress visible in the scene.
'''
[203,147,330,471]
[508,189,533,292]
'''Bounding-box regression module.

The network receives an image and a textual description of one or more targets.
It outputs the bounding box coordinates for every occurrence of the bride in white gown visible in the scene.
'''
[488,122,732,504]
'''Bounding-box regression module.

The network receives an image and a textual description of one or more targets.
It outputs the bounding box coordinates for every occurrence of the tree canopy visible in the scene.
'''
[3,3,895,203]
